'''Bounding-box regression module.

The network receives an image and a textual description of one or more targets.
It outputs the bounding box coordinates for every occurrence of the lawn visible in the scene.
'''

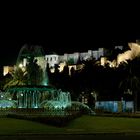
[0,115,140,135]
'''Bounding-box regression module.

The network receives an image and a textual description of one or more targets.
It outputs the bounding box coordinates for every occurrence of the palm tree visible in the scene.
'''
[119,60,140,112]
[4,58,44,90]
[3,67,27,90]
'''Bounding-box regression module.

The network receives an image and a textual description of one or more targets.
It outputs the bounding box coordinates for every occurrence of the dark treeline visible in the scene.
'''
[48,56,140,106]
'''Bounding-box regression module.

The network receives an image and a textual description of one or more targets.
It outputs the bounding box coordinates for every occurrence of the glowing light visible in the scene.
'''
[19,63,23,68]
[101,57,107,66]
[43,82,47,86]
[20,93,23,96]
[0,100,17,108]
[100,42,140,68]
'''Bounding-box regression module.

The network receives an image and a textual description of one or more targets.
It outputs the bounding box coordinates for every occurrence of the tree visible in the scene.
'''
[3,67,27,90]
[119,74,140,112]
[4,56,44,90]
[61,65,70,91]
[51,64,61,88]
[67,58,74,65]
[119,59,140,112]
[46,62,51,84]
[26,57,43,85]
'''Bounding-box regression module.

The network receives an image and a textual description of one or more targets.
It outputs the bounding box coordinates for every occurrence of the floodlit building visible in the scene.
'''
[45,48,107,68]
[2,48,107,76]
[3,66,14,76]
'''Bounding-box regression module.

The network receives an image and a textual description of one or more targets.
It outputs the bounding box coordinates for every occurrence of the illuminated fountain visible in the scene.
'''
[40,89,71,109]
[1,44,95,116]
[5,86,71,109]
[2,45,71,109]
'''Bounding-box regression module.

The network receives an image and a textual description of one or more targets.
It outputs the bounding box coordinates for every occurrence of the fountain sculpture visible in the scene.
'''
[1,45,71,109]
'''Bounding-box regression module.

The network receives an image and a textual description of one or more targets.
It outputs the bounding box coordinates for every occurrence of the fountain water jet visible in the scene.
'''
[40,89,71,109]
[4,45,71,109]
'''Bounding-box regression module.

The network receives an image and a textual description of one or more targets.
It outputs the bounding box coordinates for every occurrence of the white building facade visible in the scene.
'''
[45,48,106,68]
[3,48,106,76]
